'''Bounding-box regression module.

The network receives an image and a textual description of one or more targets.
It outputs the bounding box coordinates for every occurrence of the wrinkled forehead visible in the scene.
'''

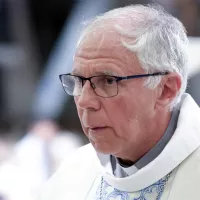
[72,19,141,75]
[74,21,135,61]
[76,26,121,53]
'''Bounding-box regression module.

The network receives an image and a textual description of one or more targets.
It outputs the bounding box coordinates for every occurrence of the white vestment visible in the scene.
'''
[38,94,200,200]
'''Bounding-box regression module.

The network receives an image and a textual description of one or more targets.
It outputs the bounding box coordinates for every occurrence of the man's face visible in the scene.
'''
[73,28,158,159]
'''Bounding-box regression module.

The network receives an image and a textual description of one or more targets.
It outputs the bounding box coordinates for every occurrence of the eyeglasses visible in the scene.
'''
[59,72,169,98]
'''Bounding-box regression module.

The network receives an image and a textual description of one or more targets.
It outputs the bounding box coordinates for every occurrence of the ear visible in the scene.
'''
[155,73,181,109]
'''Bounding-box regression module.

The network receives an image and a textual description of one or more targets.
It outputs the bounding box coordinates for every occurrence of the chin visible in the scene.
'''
[91,140,116,154]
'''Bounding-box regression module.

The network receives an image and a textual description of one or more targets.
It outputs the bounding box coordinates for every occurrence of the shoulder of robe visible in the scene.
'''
[169,146,200,200]
[38,143,100,200]
[58,143,98,171]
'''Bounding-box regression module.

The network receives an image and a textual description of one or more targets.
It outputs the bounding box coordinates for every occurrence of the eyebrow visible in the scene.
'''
[71,69,119,76]
[103,70,118,76]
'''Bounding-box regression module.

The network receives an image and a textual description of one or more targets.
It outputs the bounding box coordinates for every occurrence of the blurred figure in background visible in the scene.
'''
[0,120,83,200]
[187,70,200,105]
[186,37,200,105]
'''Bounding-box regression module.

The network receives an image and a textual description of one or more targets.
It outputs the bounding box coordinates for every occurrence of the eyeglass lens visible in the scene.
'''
[61,75,118,97]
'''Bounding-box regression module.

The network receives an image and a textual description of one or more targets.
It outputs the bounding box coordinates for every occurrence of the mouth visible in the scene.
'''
[90,127,106,130]
[88,126,108,133]
[88,127,108,141]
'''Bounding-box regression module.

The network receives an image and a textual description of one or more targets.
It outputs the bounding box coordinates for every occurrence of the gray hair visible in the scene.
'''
[77,4,189,109]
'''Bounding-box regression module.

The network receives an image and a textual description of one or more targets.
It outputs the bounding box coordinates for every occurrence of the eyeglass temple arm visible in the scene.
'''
[116,72,169,81]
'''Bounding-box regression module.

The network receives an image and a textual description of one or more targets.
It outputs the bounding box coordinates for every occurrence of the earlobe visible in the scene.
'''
[155,73,181,109]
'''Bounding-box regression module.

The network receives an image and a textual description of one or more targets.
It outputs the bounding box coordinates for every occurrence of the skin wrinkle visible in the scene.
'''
[73,56,140,80]
[73,57,126,77]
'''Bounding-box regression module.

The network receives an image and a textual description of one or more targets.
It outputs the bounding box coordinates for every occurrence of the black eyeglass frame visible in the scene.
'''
[59,71,169,97]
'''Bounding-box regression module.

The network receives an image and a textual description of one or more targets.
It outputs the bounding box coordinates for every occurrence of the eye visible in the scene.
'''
[93,75,116,87]
[105,76,116,85]
[72,76,83,87]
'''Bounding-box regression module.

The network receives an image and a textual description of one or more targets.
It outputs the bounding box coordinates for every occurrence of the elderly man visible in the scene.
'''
[39,4,200,200]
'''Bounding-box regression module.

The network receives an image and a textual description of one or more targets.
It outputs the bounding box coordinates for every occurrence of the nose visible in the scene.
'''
[75,81,100,111]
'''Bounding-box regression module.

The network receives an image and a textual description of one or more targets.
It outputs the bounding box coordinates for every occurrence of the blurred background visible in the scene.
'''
[0,0,200,199]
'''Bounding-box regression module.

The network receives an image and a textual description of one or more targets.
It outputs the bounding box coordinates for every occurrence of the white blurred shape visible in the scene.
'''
[188,37,200,76]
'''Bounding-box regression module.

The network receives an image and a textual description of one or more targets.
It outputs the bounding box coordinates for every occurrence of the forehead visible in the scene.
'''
[73,24,142,75]
[77,25,122,54]
[77,17,133,48]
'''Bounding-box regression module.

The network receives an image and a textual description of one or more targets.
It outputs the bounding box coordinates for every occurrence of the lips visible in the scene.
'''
[88,126,109,133]
[90,127,106,130]
[81,116,108,131]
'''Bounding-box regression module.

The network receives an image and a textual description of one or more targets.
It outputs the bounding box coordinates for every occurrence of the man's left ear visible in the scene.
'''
[155,73,181,108]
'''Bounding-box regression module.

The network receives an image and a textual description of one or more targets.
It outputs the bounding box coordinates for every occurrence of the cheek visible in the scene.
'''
[105,97,141,138]
[114,96,141,119]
